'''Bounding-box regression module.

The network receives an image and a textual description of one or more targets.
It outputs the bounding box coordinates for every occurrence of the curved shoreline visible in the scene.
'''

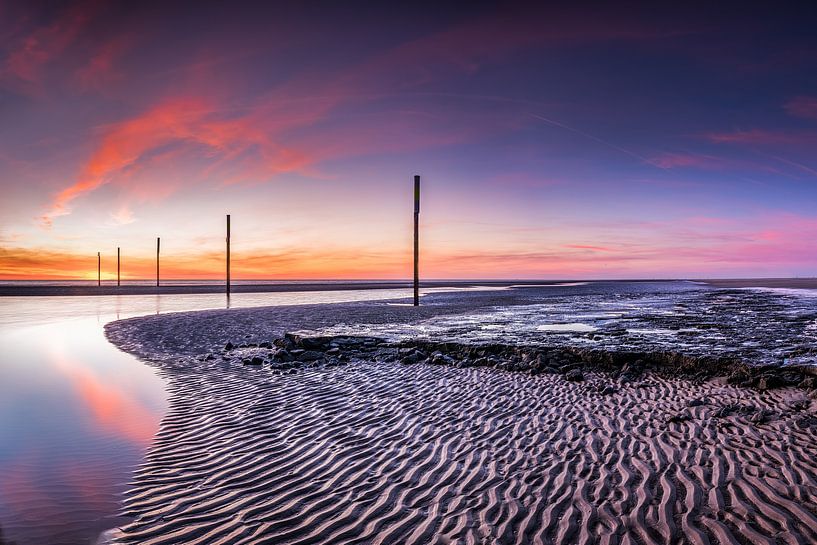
[105,294,817,544]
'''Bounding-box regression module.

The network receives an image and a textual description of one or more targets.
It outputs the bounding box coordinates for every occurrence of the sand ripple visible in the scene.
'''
[115,356,817,544]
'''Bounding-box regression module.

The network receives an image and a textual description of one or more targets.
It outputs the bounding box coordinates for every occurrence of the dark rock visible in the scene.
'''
[757,374,785,391]
[799,377,817,390]
[599,385,618,395]
[272,349,294,362]
[326,347,341,356]
[301,337,331,350]
[224,342,235,351]
[780,370,804,386]
[667,412,691,423]
[400,353,420,365]
[714,403,756,419]
[687,398,706,407]
[431,352,456,366]
[727,369,750,385]
[273,337,292,349]
[565,369,584,382]
[259,341,272,349]
[297,350,323,362]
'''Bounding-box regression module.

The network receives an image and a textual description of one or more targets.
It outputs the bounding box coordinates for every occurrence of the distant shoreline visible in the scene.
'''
[0,280,566,297]
[700,278,817,289]
[1,277,815,296]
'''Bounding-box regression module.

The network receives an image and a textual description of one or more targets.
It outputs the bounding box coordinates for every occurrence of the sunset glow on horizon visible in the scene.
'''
[2,2,817,280]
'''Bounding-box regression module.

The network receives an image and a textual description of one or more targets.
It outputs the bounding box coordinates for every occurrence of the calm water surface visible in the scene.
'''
[0,288,436,545]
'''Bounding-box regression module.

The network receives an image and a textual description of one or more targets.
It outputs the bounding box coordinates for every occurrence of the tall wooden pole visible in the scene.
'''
[413,175,420,306]
[97,252,101,287]
[226,214,231,296]
[156,237,160,287]
[117,247,121,287]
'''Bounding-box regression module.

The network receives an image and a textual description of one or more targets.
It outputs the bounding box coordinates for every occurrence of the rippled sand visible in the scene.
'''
[106,289,817,544]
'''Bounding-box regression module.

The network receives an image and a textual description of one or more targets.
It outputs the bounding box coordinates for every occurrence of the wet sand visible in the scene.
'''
[105,292,817,545]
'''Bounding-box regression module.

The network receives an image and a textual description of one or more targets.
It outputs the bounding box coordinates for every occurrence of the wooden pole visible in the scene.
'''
[117,247,121,287]
[97,252,101,287]
[413,175,420,306]
[226,214,231,296]
[156,237,160,287]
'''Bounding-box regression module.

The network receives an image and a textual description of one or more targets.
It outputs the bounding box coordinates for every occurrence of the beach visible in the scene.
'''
[102,283,817,544]
[5,1,816,543]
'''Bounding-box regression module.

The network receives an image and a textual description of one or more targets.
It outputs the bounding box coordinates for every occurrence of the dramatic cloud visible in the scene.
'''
[40,97,316,225]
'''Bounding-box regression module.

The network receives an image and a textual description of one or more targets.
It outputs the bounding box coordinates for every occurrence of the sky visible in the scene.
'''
[1,1,816,280]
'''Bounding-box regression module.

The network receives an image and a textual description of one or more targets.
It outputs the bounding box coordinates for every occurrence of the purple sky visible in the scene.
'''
[1,2,816,279]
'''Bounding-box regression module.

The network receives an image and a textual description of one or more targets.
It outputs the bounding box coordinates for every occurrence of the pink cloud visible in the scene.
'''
[1,1,97,93]
[705,129,817,147]
[785,96,817,120]
[648,152,731,169]
[565,244,614,252]
[73,33,135,92]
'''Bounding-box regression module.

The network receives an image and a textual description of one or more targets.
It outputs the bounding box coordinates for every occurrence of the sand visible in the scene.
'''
[105,295,817,545]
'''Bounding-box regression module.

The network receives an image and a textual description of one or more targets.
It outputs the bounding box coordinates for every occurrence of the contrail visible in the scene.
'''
[529,113,667,170]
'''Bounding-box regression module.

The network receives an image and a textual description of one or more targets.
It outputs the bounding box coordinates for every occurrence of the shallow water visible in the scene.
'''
[0,286,465,545]
[321,282,817,367]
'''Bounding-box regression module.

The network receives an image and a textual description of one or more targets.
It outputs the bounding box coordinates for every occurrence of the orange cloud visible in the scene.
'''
[0,246,103,279]
[5,212,817,280]
[40,97,317,225]
[0,244,409,280]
